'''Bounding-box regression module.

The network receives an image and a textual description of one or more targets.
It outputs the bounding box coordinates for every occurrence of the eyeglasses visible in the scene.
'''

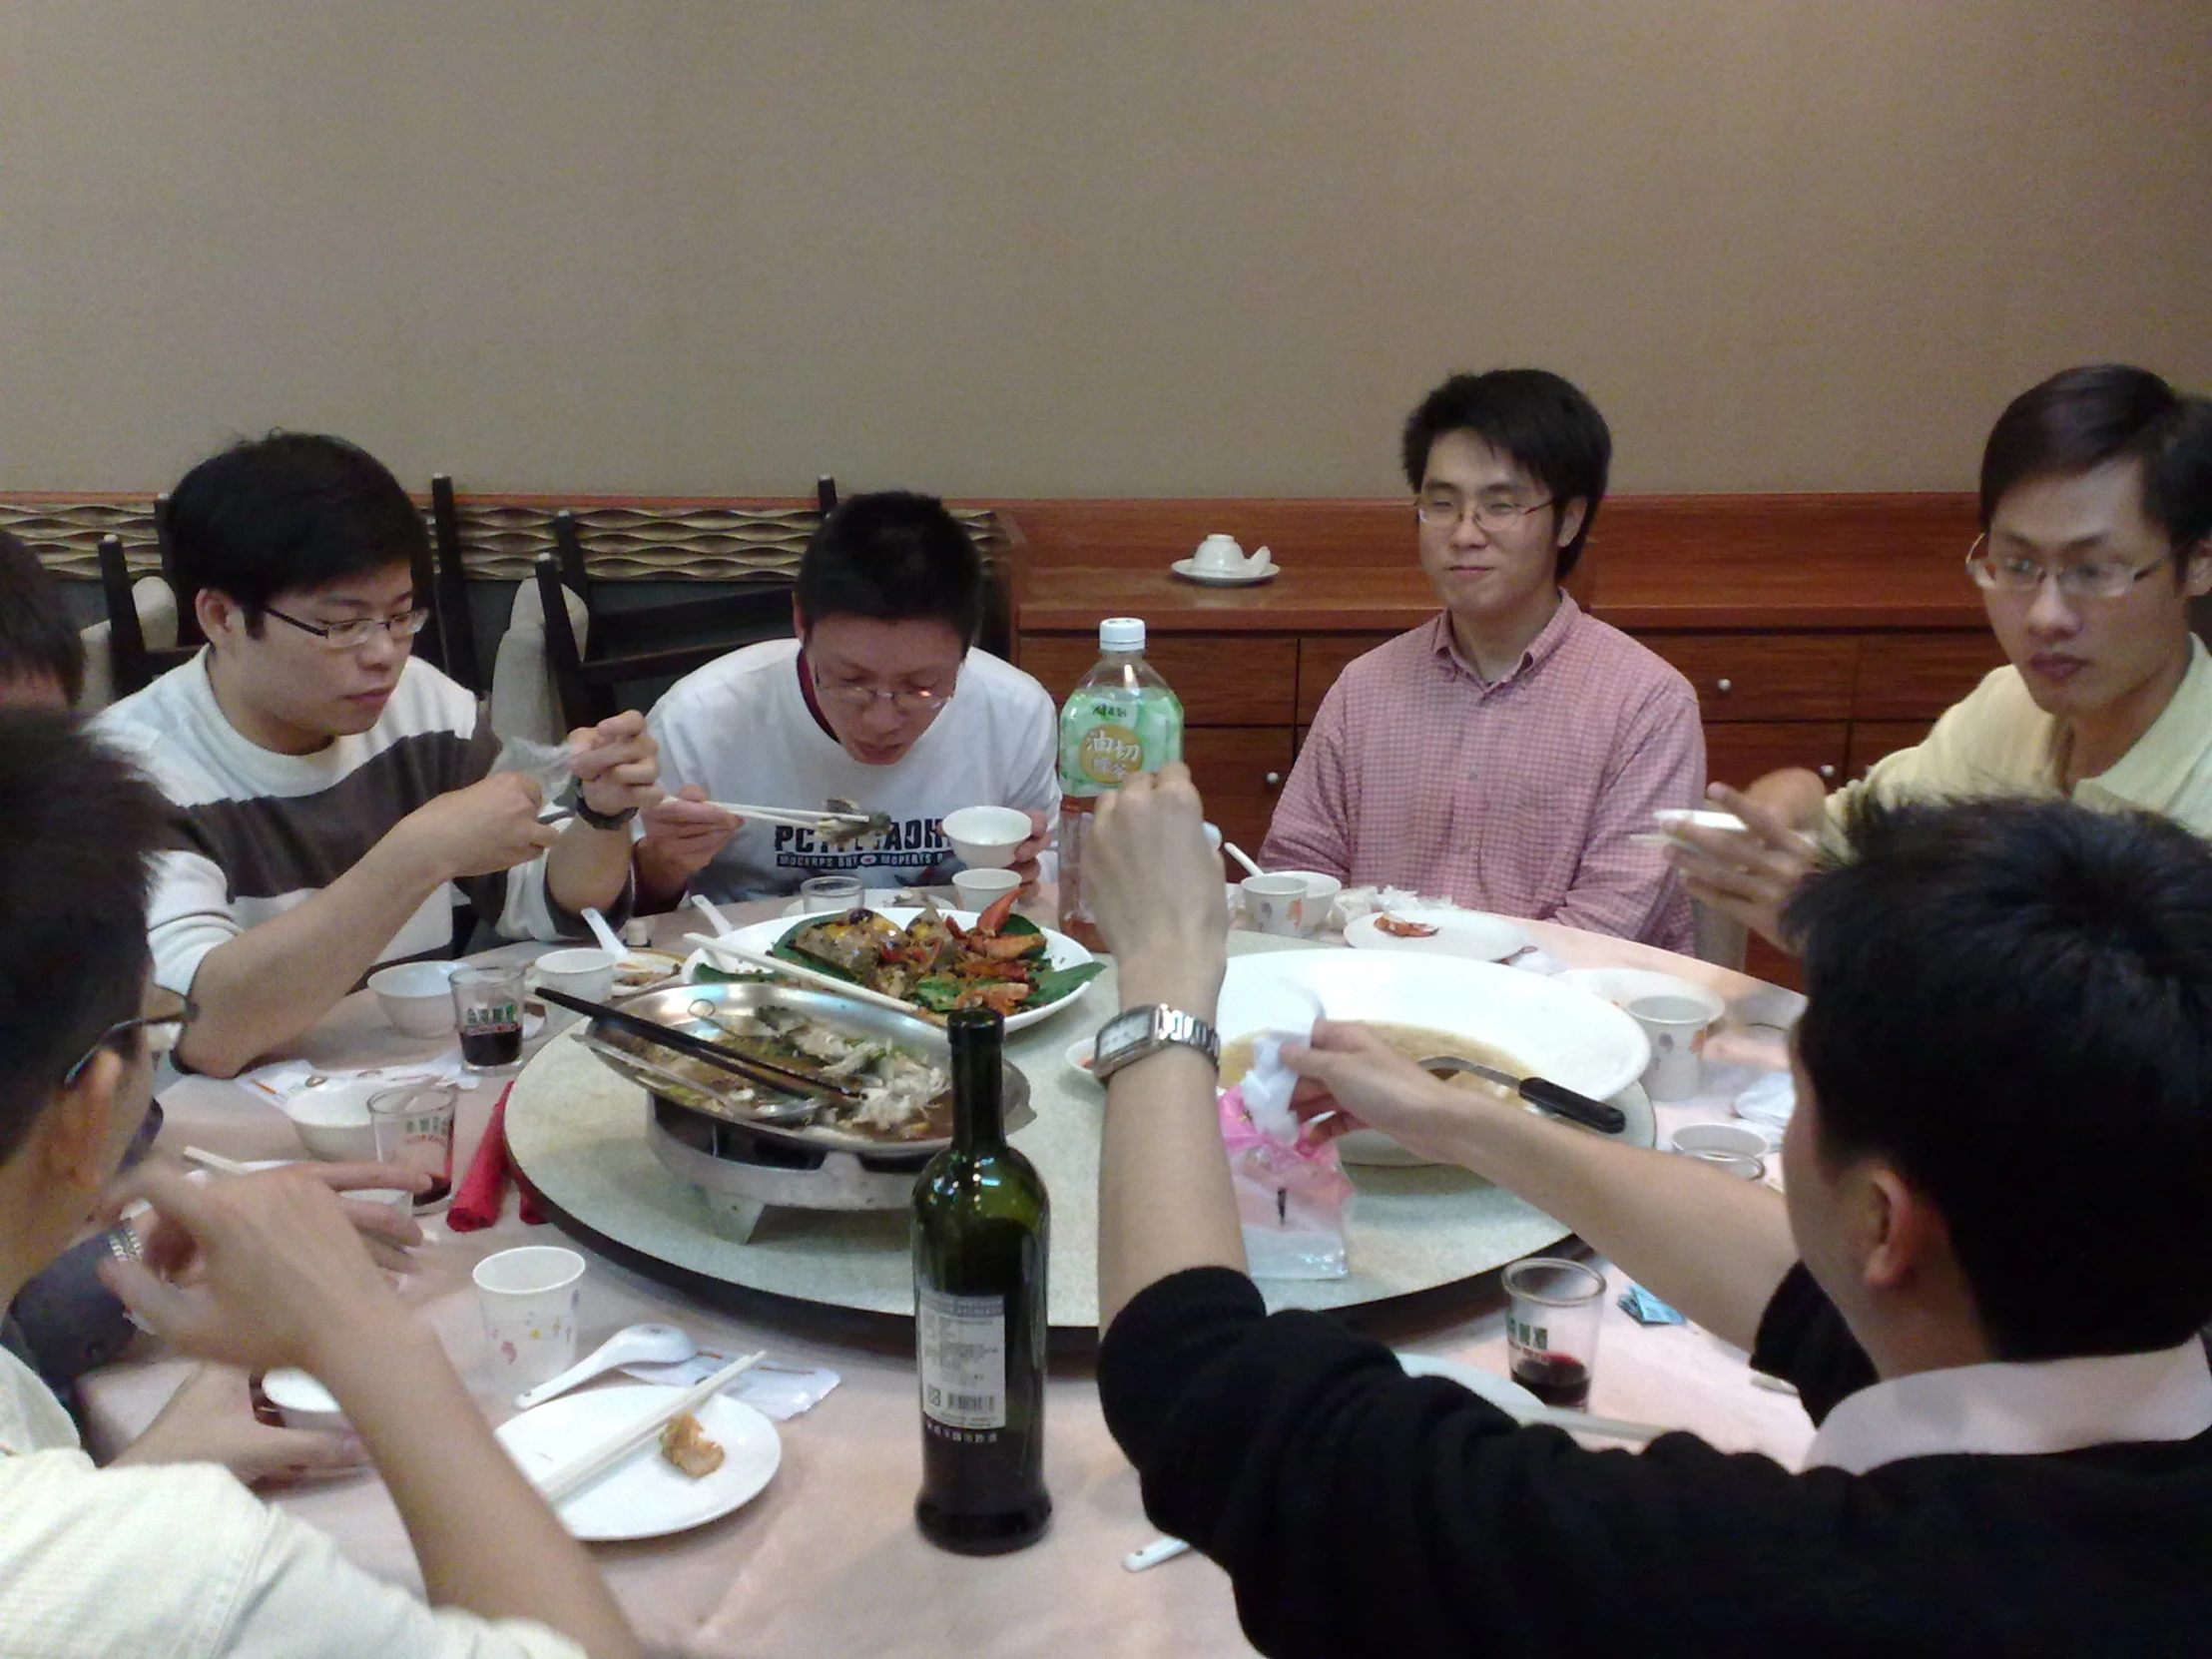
[1963,536,2167,603]
[263,605,431,651]
[809,664,956,716]
[1415,492,1555,533]
[63,988,197,1087]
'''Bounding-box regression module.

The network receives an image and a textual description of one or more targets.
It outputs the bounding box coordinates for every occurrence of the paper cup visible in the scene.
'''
[472,1245,586,1389]
[1629,993,1711,1102]
[1239,874,1308,936]
[530,947,618,1035]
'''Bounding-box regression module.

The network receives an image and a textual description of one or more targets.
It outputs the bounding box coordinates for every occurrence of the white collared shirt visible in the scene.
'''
[1806,1338,2212,1474]
[0,1347,584,1659]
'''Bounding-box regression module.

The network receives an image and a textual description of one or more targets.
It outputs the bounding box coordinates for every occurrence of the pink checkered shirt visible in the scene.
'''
[1262,599,1703,950]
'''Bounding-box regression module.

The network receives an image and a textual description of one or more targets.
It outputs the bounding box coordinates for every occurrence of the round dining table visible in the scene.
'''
[79,899,1817,1659]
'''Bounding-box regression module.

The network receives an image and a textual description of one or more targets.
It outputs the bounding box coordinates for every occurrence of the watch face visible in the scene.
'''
[1096,1007,1150,1061]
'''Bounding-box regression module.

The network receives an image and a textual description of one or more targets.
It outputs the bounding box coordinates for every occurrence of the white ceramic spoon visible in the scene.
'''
[513,1323,698,1410]
[1221,841,1267,879]
[688,893,736,937]
[580,907,628,958]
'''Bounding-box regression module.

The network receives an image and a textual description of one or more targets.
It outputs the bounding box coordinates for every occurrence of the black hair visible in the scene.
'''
[167,432,427,629]
[1981,365,2212,563]
[0,713,172,1163]
[1399,369,1612,580]
[795,491,983,642]
[0,530,85,705]
[1787,798,2212,1361]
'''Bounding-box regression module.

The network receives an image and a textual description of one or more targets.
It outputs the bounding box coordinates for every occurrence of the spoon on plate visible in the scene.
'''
[688,893,737,938]
[513,1323,698,1410]
[580,907,628,959]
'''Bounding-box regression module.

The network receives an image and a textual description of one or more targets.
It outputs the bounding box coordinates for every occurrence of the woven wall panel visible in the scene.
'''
[9,496,1009,584]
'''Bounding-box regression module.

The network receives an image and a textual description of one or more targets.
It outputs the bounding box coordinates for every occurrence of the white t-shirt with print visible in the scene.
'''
[647,639,1060,901]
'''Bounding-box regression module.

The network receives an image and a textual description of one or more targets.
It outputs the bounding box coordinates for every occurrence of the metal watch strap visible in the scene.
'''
[1091,1004,1222,1082]
[572,798,638,830]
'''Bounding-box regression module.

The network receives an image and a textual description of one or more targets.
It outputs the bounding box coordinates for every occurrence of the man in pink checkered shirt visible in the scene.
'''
[1262,369,1703,951]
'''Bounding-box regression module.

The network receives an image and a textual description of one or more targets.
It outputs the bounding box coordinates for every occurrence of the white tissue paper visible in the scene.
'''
[1221,987,1351,1280]
[1734,1069,1797,1130]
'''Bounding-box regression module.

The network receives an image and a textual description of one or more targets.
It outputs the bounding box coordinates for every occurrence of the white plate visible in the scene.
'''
[777,887,925,919]
[1343,906,1531,962]
[1653,808,1749,835]
[689,907,1097,1034]
[496,1383,781,1541]
[1554,968,1725,1027]
[1170,558,1278,586]
[1397,1350,1545,1416]
[1216,952,1651,1165]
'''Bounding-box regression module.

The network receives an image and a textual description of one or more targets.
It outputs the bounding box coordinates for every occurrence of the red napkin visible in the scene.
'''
[448,1083,524,1232]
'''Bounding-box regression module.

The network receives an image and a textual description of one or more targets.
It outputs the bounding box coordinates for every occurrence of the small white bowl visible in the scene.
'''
[1671,1121,1770,1161]
[952,867,1023,912]
[1065,1036,1099,1085]
[366,960,459,1037]
[1270,869,1344,934]
[941,806,1032,869]
[281,1078,381,1162]
[260,1366,347,1431]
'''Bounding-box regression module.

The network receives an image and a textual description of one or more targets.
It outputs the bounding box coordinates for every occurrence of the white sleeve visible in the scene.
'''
[146,847,245,999]
[220,1501,590,1659]
[1005,684,1062,830]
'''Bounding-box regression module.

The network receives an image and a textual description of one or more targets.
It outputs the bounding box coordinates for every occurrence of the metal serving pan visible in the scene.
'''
[576,978,1031,1157]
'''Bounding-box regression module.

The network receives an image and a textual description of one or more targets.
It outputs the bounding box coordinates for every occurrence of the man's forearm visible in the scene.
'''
[1098,963,1246,1332]
[1434,1108,1797,1352]
[315,1316,641,1659]
[545,822,635,918]
[178,839,446,1077]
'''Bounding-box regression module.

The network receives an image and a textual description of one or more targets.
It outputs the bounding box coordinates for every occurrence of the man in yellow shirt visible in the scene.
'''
[1674,363,2212,948]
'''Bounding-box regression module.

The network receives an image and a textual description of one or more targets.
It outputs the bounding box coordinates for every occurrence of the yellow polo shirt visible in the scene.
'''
[1830,636,2212,835]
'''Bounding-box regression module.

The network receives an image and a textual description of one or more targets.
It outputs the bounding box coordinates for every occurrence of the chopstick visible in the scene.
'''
[182,1146,258,1176]
[1517,1405,1667,1443]
[535,1350,766,1502]
[709,802,873,830]
[680,933,943,1023]
[534,985,862,1102]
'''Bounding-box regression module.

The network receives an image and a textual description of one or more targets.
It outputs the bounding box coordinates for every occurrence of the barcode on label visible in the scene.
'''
[916,1288,1008,1431]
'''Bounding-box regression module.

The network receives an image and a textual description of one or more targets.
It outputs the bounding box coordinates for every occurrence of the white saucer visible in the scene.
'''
[1171,559,1278,586]
[496,1383,781,1541]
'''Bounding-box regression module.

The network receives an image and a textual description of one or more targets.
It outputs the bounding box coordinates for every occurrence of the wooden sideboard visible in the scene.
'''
[1004,494,2007,986]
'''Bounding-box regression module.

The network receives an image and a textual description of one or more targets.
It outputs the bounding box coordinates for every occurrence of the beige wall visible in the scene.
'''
[3,1,2206,498]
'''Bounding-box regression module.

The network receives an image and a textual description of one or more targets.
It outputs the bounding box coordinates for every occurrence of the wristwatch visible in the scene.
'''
[572,797,639,830]
[1091,1004,1221,1082]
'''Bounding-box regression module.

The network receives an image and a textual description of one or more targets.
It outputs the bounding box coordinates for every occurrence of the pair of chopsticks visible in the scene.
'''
[535,1350,766,1502]
[681,932,940,1023]
[710,802,872,831]
[534,985,861,1102]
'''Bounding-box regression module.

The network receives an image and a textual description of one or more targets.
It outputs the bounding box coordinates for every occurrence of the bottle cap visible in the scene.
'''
[1099,617,1146,653]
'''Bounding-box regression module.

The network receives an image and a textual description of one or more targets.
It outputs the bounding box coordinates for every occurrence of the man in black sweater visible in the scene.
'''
[1081,770,2212,1658]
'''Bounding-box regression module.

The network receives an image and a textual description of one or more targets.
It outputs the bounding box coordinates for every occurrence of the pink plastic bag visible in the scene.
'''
[1219,1079,1354,1279]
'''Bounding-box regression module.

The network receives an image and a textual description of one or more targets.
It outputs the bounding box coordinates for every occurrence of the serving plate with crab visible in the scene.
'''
[684,890,1103,1033]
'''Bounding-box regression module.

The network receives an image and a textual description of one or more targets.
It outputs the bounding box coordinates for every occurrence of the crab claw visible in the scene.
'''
[974,888,1021,935]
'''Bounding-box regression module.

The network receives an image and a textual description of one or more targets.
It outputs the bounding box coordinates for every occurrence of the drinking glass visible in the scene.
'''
[1502,1257,1606,1409]
[367,1083,458,1210]
[801,874,863,913]
[451,965,525,1070]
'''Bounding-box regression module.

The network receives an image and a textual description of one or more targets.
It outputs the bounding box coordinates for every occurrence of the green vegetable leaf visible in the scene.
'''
[1032,961,1107,1005]
[997,913,1043,938]
[691,962,771,985]
[911,974,963,1011]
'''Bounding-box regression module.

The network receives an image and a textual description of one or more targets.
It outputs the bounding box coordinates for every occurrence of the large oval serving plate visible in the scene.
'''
[688,907,1097,1034]
[1216,952,1651,1165]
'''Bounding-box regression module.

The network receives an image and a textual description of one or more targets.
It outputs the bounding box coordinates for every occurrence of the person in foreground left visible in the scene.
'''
[0,711,640,1659]
[1082,763,2212,1659]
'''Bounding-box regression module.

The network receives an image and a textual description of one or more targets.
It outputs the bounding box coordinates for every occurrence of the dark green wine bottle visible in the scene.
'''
[912,1007,1052,1553]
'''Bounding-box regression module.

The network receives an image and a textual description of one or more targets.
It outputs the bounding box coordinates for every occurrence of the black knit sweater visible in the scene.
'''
[1097,1264,2212,1658]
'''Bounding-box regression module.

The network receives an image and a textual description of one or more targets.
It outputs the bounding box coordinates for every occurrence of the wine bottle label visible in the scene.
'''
[916,1288,1007,1431]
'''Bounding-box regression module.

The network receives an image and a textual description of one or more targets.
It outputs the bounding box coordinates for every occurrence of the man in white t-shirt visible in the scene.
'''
[0,711,639,1659]
[636,491,1058,905]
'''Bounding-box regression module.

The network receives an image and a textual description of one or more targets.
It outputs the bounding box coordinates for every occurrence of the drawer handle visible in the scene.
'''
[1715,678,1734,695]
[1265,772,1283,788]
[1818,764,1836,781]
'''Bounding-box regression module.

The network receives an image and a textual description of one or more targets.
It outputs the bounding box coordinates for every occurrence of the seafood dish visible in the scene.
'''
[772,891,1102,1019]
[659,1412,726,1479]
[1374,913,1440,938]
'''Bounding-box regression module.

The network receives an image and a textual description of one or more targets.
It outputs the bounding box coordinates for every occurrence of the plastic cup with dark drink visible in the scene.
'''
[368,1083,458,1211]
[451,965,525,1071]
[1502,1257,1606,1410]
